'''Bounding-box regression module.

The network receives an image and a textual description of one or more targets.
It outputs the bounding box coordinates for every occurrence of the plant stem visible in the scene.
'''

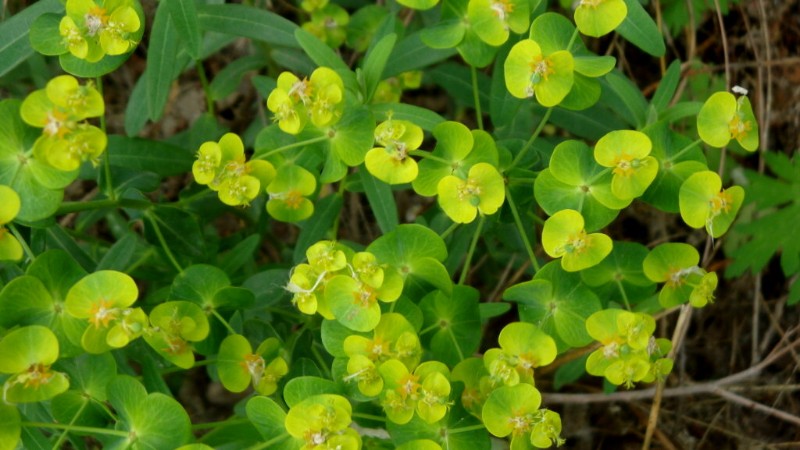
[21,421,129,438]
[470,65,484,130]
[447,424,487,434]
[247,433,292,450]
[7,224,35,262]
[505,187,539,272]
[667,138,703,163]
[196,60,215,114]
[144,211,184,273]
[567,28,580,50]
[253,135,330,160]
[509,107,553,170]
[458,215,485,285]
[352,412,386,422]
[192,417,249,430]
[615,279,632,311]
[56,198,151,215]
[408,150,452,166]
[51,396,89,450]
[96,76,115,201]
[439,221,459,240]
[211,309,237,335]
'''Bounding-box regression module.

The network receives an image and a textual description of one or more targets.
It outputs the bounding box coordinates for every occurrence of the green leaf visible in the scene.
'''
[165,0,202,60]
[209,56,267,100]
[651,60,682,112]
[359,167,398,234]
[419,286,481,366]
[602,71,649,128]
[107,135,194,177]
[147,1,187,121]
[574,0,627,37]
[0,403,21,450]
[197,3,299,48]
[59,53,132,79]
[283,376,343,408]
[294,28,353,85]
[368,224,448,266]
[143,206,205,260]
[124,76,149,136]
[29,13,66,56]
[56,352,116,402]
[247,396,296,448]
[96,233,139,272]
[171,264,230,307]
[329,107,375,166]
[0,0,64,77]
[616,0,666,57]
[490,45,525,128]
[292,194,343,264]
[106,376,192,449]
[385,31,457,77]
[362,33,397,103]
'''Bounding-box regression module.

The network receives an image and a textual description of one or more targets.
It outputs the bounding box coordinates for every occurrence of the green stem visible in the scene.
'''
[253,135,330,160]
[21,421,129,438]
[247,433,291,450]
[196,60,215,114]
[667,138,703,163]
[192,417,249,431]
[615,279,632,311]
[509,107,553,170]
[352,412,387,422]
[447,424,487,435]
[458,215,485,285]
[56,198,151,215]
[505,187,539,272]
[408,150,452,166]
[96,76,115,201]
[470,65,484,131]
[567,28,580,50]
[439,221,459,240]
[7,224,35,262]
[311,342,332,379]
[211,309,237,335]
[51,397,89,450]
[144,211,184,273]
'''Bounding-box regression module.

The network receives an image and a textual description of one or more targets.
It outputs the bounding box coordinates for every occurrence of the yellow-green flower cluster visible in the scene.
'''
[60,0,142,62]
[20,75,106,172]
[192,133,276,207]
[267,68,345,135]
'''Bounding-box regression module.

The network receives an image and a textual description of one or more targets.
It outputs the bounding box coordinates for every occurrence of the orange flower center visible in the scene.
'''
[88,299,118,328]
[284,190,304,209]
[85,6,109,36]
[728,114,752,141]
[23,363,55,389]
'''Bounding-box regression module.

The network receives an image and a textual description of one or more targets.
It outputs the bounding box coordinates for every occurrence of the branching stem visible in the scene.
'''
[253,135,330,160]
[505,186,539,272]
[459,215,485,285]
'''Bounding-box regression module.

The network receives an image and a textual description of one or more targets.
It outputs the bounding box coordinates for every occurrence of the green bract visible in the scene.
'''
[697,91,759,151]
[267,164,317,222]
[483,322,557,387]
[267,67,345,134]
[468,0,530,47]
[285,394,361,450]
[379,359,451,424]
[437,162,505,223]
[302,4,349,48]
[594,130,658,200]
[542,209,612,271]
[64,270,143,353]
[143,301,210,369]
[574,0,628,37]
[643,243,717,308]
[365,119,424,185]
[218,334,288,395]
[58,0,143,62]
[413,121,499,197]
[504,39,574,106]
[20,75,106,171]
[0,326,69,403]
[679,170,744,238]
[0,185,22,261]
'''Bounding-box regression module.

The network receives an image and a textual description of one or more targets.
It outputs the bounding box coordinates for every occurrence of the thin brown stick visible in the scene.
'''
[711,387,800,427]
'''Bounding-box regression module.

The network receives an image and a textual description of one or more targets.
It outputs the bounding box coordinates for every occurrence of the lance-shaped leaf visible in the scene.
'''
[594,129,658,200]
[679,170,744,238]
[0,325,69,403]
[542,209,612,271]
[697,91,759,151]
